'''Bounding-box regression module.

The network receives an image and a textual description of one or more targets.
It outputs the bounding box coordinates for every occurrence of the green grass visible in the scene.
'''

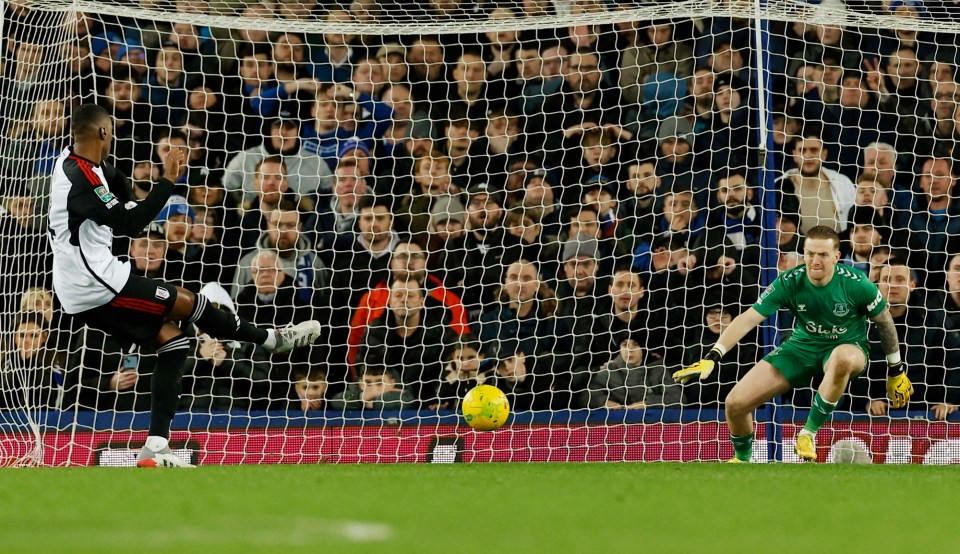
[2,463,959,553]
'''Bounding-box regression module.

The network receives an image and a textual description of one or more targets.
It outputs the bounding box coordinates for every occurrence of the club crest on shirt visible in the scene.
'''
[833,303,850,317]
[155,287,170,300]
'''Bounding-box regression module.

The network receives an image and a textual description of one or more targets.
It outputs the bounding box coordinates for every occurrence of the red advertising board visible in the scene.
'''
[3,422,957,466]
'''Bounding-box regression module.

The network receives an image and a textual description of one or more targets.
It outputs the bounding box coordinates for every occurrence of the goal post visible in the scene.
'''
[1,0,959,466]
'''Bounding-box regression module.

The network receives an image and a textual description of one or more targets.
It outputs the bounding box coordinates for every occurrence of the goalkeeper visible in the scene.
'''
[48,104,323,467]
[673,226,911,462]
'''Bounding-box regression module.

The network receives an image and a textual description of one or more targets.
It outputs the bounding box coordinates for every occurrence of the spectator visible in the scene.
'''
[293,368,328,412]
[407,36,449,110]
[561,48,625,134]
[483,8,521,82]
[483,343,535,412]
[300,82,393,168]
[442,107,508,190]
[311,10,361,83]
[581,334,681,409]
[682,304,758,406]
[945,252,960,332]
[375,43,408,88]
[555,233,609,385]
[822,70,897,181]
[891,157,960,288]
[632,186,705,274]
[867,46,933,159]
[234,200,329,307]
[439,48,504,122]
[777,133,857,234]
[560,126,621,205]
[619,20,693,106]
[692,76,751,172]
[508,40,566,151]
[152,128,192,187]
[431,336,487,410]
[313,160,368,253]
[223,118,332,204]
[357,276,455,405]
[127,221,184,285]
[0,181,53,317]
[239,155,303,251]
[329,364,415,412]
[230,43,274,147]
[99,67,152,175]
[2,98,68,177]
[235,249,317,410]
[0,312,66,410]
[348,240,469,371]
[855,260,960,419]
[854,173,892,228]
[457,182,523,313]
[842,207,887,274]
[703,170,763,268]
[485,107,525,157]
[179,282,257,412]
[147,42,189,128]
[478,259,572,410]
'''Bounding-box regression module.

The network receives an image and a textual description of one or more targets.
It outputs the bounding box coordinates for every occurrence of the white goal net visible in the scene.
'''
[1,0,959,466]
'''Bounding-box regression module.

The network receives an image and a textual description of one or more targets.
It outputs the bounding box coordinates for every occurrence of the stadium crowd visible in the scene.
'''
[0,0,959,417]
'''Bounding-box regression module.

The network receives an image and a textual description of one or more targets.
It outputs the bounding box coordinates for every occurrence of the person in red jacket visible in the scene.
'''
[347,240,470,378]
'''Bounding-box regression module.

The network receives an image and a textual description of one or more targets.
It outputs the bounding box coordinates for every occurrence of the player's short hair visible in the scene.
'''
[805,225,841,250]
[71,103,110,138]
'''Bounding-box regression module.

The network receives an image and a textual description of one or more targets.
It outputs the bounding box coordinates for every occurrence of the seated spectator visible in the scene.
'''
[179,284,257,412]
[249,34,315,120]
[581,334,681,410]
[396,151,458,240]
[632,186,705,274]
[616,160,660,260]
[223,118,332,204]
[438,47,505,122]
[301,82,393,169]
[431,336,488,410]
[822,70,898,181]
[147,42,189,128]
[593,268,659,362]
[946,252,960,332]
[854,173,892,229]
[239,155,305,251]
[891,156,960,290]
[580,177,620,241]
[870,46,934,159]
[77,328,156,412]
[560,126,621,205]
[854,260,960,419]
[347,240,470,374]
[293,368,329,412]
[458,183,523,313]
[427,194,467,267]
[555,234,609,386]
[441,106,508,190]
[842,207,887,274]
[2,98,68,177]
[328,364,415,412]
[313,159,368,253]
[311,9,362,83]
[236,249,317,410]
[234,200,329,307]
[507,40,565,150]
[375,43,408,89]
[357,276,455,405]
[485,107,525,157]
[336,138,372,177]
[228,43,274,147]
[0,312,66,410]
[619,21,694,110]
[483,343,535,412]
[407,35,450,112]
[503,208,560,279]
[330,194,398,309]
[478,259,572,410]
[702,170,762,268]
[99,67,152,174]
[152,128,193,188]
[0,180,52,316]
[682,303,758,407]
[515,168,562,240]
[128,221,185,285]
[777,133,856,235]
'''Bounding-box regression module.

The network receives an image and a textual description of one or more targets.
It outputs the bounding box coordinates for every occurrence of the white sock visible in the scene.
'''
[798,429,814,438]
[145,435,169,452]
[263,329,277,350]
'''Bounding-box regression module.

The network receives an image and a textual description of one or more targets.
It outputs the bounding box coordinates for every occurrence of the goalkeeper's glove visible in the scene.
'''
[886,362,914,409]
[672,348,722,384]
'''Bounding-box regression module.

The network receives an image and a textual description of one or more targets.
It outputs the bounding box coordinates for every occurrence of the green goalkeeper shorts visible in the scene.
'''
[763,340,870,388]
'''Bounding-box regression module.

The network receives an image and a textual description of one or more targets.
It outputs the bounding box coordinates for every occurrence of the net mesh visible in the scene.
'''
[1,0,959,466]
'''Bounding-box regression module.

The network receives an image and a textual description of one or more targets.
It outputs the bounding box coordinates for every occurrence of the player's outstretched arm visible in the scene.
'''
[870,307,914,408]
[672,307,766,384]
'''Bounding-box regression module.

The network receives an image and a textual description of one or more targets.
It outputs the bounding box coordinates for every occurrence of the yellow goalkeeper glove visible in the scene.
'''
[672,348,722,384]
[886,364,914,409]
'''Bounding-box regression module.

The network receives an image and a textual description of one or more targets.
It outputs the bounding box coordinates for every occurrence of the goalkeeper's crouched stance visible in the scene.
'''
[673,226,912,463]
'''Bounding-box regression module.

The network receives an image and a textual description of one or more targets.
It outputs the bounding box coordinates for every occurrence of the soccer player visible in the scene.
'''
[48,104,322,467]
[673,226,913,462]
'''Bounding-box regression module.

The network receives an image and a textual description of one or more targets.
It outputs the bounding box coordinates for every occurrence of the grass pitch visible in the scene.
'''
[2,463,958,553]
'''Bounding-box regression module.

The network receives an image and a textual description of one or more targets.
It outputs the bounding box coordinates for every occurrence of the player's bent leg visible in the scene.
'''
[138,322,195,468]
[796,344,868,462]
[168,286,321,353]
[724,361,791,462]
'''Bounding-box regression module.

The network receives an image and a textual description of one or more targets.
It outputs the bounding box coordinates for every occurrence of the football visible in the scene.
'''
[461,385,510,431]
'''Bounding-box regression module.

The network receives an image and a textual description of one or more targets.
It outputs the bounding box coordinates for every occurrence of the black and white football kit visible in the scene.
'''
[48,147,178,345]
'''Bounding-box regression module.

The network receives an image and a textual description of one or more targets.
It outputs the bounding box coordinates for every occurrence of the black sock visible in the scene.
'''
[188,293,268,345]
[149,335,191,438]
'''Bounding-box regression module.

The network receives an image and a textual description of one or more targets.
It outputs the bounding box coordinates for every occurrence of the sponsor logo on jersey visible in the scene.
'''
[155,287,170,300]
[833,303,850,317]
[805,322,848,337]
[868,290,883,312]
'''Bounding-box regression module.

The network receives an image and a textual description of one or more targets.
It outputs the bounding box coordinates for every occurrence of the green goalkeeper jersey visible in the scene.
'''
[752,264,886,346]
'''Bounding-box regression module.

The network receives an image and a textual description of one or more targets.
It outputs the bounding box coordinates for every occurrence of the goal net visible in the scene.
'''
[1,0,959,466]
